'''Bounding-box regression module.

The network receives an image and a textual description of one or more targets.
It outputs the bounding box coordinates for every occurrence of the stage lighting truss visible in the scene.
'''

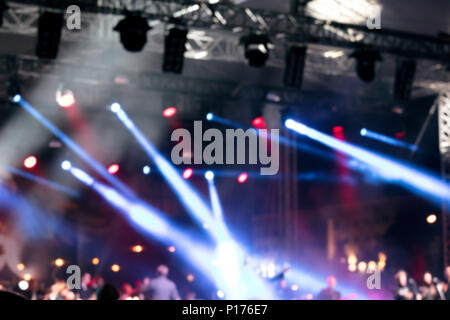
[439,91,450,268]
[5,0,450,62]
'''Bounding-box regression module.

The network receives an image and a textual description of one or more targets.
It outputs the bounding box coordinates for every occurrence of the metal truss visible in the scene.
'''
[3,0,450,63]
[438,91,450,268]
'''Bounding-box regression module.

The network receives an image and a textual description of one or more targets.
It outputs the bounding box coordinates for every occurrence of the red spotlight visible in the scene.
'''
[23,156,37,169]
[252,117,266,129]
[332,126,344,134]
[395,132,405,139]
[108,164,120,175]
[182,168,193,179]
[57,91,75,108]
[163,107,177,118]
[237,172,248,184]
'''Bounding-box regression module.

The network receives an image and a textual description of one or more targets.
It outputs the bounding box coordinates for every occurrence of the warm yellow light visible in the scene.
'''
[377,260,386,271]
[378,252,386,261]
[358,261,367,273]
[91,257,100,265]
[187,274,195,282]
[131,245,144,253]
[348,264,357,272]
[168,246,176,253]
[367,260,377,272]
[17,263,25,271]
[54,258,65,267]
[23,273,32,281]
[347,254,357,265]
[426,214,437,224]
[111,264,120,272]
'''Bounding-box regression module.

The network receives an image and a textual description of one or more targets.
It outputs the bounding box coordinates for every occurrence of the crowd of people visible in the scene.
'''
[2,264,450,300]
[393,266,450,300]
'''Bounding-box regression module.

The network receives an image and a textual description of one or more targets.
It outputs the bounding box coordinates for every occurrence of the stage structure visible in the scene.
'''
[439,91,450,268]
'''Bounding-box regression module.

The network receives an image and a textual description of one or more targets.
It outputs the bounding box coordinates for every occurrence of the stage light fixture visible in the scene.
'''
[36,11,64,59]
[92,257,100,265]
[163,106,177,117]
[7,76,21,100]
[24,156,37,169]
[111,264,120,272]
[143,165,151,175]
[394,59,416,101]
[284,46,307,88]
[252,116,266,129]
[182,168,193,179]
[18,280,29,291]
[241,34,271,67]
[113,13,151,52]
[0,0,8,27]
[237,172,248,184]
[108,164,120,175]
[426,214,437,224]
[56,88,75,108]
[61,160,72,171]
[205,170,214,181]
[163,27,188,74]
[206,113,214,121]
[350,49,382,82]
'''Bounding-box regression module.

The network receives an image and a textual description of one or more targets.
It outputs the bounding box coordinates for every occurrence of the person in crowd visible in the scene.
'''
[443,266,450,300]
[316,275,341,300]
[120,282,135,300]
[394,270,417,300]
[78,273,95,300]
[144,264,180,300]
[420,272,439,300]
[97,284,119,301]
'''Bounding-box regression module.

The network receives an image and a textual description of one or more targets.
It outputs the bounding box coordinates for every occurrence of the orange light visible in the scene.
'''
[168,246,176,253]
[17,263,25,271]
[54,258,65,267]
[427,214,437,224]
[111,264,120,272]
[92,257,100,265]
[132,245,144,253]
[187,274,194,282]
[23,273,32,281]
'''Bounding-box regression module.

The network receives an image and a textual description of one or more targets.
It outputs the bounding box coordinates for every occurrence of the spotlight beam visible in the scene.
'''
[4,165,80,198]
[361,128,417,151]
[14,97,134,199]
[63,163,256,299]
[286,119,450,203]
[110,103,221,239]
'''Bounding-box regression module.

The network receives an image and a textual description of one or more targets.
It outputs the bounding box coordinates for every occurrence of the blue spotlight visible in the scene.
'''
[61,160,72,171]
[13,94,22,103]
[206,113,214,121]
[110,102,121,113]
[15,98,134,199]
[205,170,214,181]
[360,128,417,151]
[285,119,450,202]
[4,165,79,198]
[143,165,151,175]
[70,167,95,186]
[110,105,220,238]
